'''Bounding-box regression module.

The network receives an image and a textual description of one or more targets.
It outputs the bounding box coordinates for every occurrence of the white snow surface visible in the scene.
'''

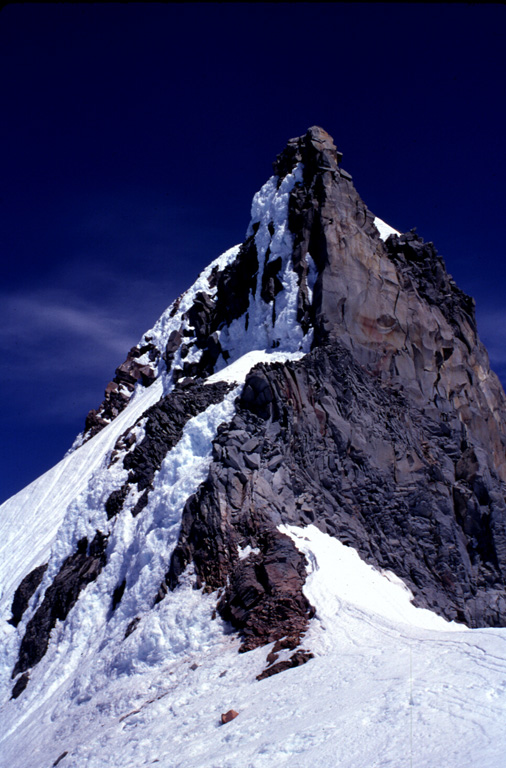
[0,376,165,612]
[1,524,505,768]
[374,216,401,242]
[206,349,305,385]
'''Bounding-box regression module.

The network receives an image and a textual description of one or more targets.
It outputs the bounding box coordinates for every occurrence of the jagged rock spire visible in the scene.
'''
[164,128,506,632]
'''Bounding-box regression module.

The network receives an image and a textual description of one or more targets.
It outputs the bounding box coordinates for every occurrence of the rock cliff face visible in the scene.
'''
[166,127,506,640]
[8,127,506,694]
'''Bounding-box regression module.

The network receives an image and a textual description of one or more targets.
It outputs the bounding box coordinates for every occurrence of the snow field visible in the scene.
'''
[205,349,306,386]
[0,376,165,614]
[0,388,242,714]
[374,216,401,242]
[3,524,506,768]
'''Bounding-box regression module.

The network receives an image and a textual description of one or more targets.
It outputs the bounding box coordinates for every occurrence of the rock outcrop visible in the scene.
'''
[12,532,108,681]
[83,342,159,442]
[8,563,48,627]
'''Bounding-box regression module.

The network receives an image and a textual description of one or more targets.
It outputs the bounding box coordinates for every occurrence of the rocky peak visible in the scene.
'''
[273,125,344,180]
[8,127,506,702]
[162,128,506,637]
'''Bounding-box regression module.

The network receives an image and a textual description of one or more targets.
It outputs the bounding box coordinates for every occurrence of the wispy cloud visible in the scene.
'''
[0,185,235,438]
[2,292,133,354]
[0,281,172,425]
[1,289,138,376]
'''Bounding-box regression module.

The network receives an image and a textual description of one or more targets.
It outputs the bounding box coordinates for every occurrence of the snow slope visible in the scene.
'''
[1,525,505,768]
[0,377,165,612]
[374,215,401,242]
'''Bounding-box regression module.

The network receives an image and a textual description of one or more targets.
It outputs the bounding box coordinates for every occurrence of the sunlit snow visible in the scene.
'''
[0,377,165,611]
[1,525,505,768]
[374,216,401,242]
[217,166,312,364]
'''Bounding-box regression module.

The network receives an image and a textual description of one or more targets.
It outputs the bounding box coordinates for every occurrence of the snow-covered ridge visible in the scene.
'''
[0,377,165,612]
[135,165,313,392]
[282,524,463,632]
[140,243,241,373]
[205,349,306,385]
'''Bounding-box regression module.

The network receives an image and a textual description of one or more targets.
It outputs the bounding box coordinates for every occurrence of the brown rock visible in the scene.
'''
[221,709,239,724]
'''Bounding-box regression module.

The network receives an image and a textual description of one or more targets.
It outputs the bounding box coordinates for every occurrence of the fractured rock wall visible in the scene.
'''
[168,346,506,644]
[166,127,506,643]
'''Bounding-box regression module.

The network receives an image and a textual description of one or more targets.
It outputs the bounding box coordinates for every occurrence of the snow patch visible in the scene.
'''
[206,349,305,385]
[374,216,401,242]
[305,251,317,304]
[218,165,311,363]
[237,545,260,560]
[281,524,463,632]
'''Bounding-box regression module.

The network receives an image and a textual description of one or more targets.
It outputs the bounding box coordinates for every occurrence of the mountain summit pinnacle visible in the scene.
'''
[2,129,506,763]
[272,125,344,178]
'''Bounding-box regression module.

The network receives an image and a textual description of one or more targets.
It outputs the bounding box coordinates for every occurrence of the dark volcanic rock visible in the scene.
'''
[8,563,47,627]
[217,530,313,651]
[12,532,108,678]
[384,229,477,340]
[11,672,29,699]
[111,579,126,612]
[105,485,130,520]
[103,379,233,520]
[124,616,140,639]
[124,380,233,492]
[83,343,158,442]
[221,709,239,724]
[256,648,314,681]
[168,340,506,641]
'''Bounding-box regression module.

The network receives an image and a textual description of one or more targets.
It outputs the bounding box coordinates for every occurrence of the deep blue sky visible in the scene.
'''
[1,3,505,503]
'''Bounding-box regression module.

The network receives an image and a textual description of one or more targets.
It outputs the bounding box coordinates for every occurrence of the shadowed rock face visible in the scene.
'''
[166,127,506,643]
[8,563,48,627]
[168,344,506,638]
[83,343,159,442]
